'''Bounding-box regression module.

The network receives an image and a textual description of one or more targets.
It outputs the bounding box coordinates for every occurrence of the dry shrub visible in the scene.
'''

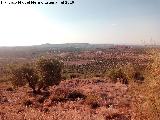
[123,63,145,84]
[51,89,86,104]
[69,73,81,79]
[0,64,13,83]
[54,87,70,97]
[105,113,130,120]
[37,95,49,103]
[0,96,8,103]
[50,88,70,104]
[108,68,128,84]
[23,99,33,107]
[66,91,86,101]
[133,72,144,83]
[41,107,49,113]
[6,87,14,91]
[108,63,144,85]
[129,49,160,120]
[84,94,101,109]
[51,95,68,104]
[90,101,100,109]
[61,75,67,80]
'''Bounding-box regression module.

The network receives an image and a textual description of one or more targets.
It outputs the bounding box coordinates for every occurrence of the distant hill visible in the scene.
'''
[0,43,158,58]
[36,43,114,49]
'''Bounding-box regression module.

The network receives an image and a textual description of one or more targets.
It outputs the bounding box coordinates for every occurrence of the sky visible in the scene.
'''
[0,0,160,46]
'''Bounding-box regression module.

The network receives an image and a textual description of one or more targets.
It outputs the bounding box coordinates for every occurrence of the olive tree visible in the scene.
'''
[36,58,63,92]
[11,58,63,93]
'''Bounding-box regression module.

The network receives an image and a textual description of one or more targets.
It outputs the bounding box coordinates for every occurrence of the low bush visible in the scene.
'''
[51,95,68,103]
[107,63,144,84]
[84,94,101,109]
[11,64,38,93]
[90,101,100,109]
[69,73,80,79]
[10,58,63,94]
[134,72,144,83]
[108,68,128,84]
[6,87,14,91]
[66,91,86,101]
[105,113,130,120]
[36,58,63,92]
[23,99,33,107]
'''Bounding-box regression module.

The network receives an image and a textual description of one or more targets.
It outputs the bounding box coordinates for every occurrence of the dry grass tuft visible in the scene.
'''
[129,49,160,120]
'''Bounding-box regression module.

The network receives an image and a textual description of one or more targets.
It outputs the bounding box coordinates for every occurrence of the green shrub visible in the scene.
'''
[36,58,63,91]
[11,64,38,93]
[108,68,128,84]
[122,63,144,84]
[10,58,63,93]
[107,63,143,84]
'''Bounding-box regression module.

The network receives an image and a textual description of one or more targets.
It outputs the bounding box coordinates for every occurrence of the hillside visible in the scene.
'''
[0,45,159,120]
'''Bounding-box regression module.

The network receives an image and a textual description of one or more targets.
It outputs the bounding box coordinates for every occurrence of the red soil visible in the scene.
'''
[0,79,131,120]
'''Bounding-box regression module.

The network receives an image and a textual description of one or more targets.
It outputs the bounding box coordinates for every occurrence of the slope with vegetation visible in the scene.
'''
[0,45,159,120]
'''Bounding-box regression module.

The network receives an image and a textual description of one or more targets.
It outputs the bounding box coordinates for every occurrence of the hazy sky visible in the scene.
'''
[0,0,160,46]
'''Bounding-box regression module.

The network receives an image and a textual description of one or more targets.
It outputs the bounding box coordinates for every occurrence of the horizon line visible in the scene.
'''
[0,42,158,47]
